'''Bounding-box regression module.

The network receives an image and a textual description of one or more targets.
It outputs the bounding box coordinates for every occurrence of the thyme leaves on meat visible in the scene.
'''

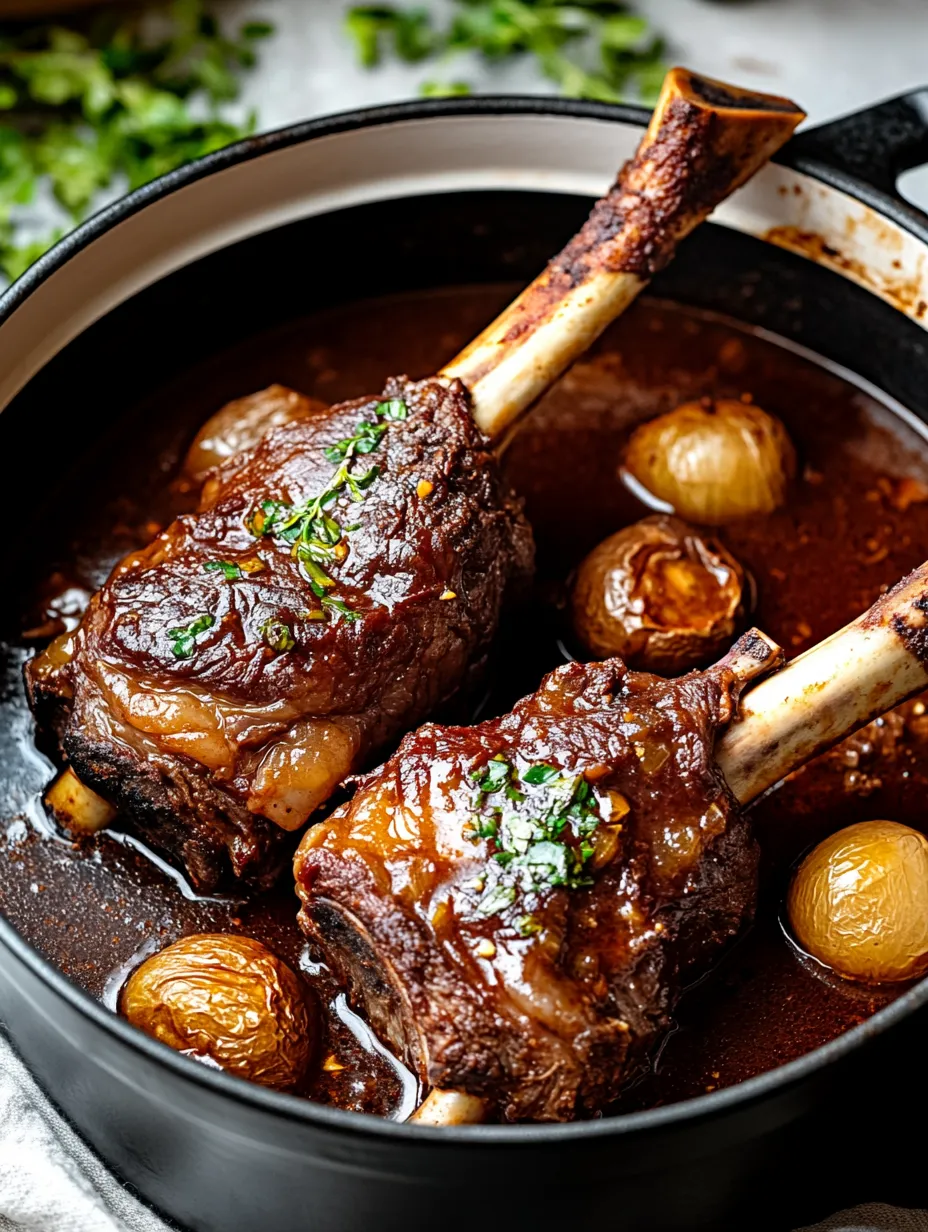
[344,1,666,105]
[467,757,608,921]
[300,596,362,624]
[167,611,215,658]
[246,397,407,617]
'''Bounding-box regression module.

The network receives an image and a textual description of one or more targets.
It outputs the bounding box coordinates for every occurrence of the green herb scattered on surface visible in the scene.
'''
[204,559,242,580]
[167,611,215,658]
[472,753,511,798]
[0,0,272,281]
[320,595,363,623]
[466,757,607,920]
[419,79,471,98]
[247,397,408,620]
[345,1,666,104]
[344,4,434,68]
[261,618,296,653]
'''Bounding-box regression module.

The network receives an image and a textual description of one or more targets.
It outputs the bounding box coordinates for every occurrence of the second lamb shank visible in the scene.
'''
[26,71,804,891]
[294,634,779,1122]
[294,567,928,1123]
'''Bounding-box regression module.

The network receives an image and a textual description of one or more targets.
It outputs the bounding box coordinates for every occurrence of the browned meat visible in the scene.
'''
[27,377,533,890]
[294,653,757,1122]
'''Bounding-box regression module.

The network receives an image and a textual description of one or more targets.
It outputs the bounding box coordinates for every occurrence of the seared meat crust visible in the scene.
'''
[295,656,757,1122]
[27,378,533,889]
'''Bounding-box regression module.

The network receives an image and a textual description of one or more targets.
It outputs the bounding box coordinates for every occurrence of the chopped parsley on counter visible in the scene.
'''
[344,1,665,105]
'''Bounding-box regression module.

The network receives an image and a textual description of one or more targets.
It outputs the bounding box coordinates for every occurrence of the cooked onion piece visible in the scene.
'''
[121,934,317,1090]
[571,514,745,673]
[787,820,928,983]
[184,385,327,482]
[623,398,796,524]
[45,767,116,834]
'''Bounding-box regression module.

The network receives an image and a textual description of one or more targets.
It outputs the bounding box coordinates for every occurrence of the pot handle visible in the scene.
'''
[785,88,928,208]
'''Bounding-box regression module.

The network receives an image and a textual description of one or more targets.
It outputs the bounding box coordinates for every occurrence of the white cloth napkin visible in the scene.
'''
[0,1029,924,1232]
[0,1035,167,1232]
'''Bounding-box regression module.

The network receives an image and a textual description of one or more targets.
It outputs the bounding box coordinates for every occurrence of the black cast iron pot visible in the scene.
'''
[2,91,928,1232]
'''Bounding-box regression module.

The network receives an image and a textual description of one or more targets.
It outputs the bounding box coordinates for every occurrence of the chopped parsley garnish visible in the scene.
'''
[320,595,362,623]
[167,612,215,659]
[204,560,242,580]
[246,397,407,620]
[261,619,296,653]
[522,763,560,785]
[468,817,499,841]
[472,754,510,797]
[466,758,609,923]
[475,883,516,917]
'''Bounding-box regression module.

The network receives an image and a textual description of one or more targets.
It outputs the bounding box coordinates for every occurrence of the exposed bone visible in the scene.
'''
[715,628,785,699]
[409,1089,487,1127]
[716,561,928,804]
[408,563,928,1126]
[442,68,805,440]
[45,767,117,835]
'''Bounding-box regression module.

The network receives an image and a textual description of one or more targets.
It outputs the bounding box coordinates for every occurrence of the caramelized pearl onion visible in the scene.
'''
[571,514,746,674]
[624,398,796,525]
[788,821,928,984]
[121,934,317,1090]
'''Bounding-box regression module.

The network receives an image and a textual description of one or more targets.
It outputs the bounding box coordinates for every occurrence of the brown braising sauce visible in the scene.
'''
[4,286,928,1119]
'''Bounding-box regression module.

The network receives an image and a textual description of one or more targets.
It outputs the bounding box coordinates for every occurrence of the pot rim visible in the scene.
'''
[3,94,928,1146]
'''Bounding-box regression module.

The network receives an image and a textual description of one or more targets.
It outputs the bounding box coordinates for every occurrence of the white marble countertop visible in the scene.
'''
[224,0,928,205]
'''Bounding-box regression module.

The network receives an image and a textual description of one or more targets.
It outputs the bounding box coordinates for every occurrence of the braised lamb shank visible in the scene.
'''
[294,635,778,1121]
[26,71,804,891]
[29,378,530,890]
[295,562,928,1123]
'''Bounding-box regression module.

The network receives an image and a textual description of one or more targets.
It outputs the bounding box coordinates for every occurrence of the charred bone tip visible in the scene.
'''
[445,67,804,443]
[661,66,806,124]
